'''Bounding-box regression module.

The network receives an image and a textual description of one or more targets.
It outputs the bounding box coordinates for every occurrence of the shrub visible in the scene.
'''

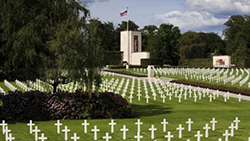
[141,58,163,66]
[104,51,123,65]
[0,91,132,121]
[232,57,250,68]
[183,59,212,68]
[0,91,50,121]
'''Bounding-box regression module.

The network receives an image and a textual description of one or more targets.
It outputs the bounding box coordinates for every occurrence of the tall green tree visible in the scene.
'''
[224,15,250,59]
[145,24,181,65]
[178,31,225,64]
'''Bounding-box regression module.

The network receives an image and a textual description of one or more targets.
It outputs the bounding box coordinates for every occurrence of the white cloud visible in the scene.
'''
[186,0,250,15]
[81,0,110,5]
[155,11,227,30]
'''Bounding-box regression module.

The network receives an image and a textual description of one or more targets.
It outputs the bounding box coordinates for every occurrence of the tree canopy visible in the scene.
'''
[224,15,250,59]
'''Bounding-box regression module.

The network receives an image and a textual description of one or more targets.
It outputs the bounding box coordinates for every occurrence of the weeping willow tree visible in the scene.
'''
[0,0,105,93]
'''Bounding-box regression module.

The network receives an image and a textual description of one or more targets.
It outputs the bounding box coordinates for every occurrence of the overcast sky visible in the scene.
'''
[84,0,250,34]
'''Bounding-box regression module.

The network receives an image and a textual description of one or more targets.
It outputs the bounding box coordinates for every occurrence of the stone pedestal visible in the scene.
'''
[147,65,155,78]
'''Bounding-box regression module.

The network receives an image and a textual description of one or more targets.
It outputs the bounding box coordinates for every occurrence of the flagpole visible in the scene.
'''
[127,7,130,64]
[127,7,129,31]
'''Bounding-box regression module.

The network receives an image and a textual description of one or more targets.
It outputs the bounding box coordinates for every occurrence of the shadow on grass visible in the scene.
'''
[131,104,173,118]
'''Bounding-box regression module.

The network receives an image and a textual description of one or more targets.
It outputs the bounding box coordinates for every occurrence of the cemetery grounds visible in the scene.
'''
[0,71,250,140]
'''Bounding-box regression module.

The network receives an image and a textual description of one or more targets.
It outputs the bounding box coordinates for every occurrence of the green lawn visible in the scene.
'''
[0,75,250,140]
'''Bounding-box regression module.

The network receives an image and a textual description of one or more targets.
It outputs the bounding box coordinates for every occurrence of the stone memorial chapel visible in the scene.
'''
[120,31,150,65]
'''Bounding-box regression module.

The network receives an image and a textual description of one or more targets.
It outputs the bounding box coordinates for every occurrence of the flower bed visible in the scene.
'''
[0,91,132,121]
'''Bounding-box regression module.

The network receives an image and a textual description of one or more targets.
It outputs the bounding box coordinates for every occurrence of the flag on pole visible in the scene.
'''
[120,9,128,17]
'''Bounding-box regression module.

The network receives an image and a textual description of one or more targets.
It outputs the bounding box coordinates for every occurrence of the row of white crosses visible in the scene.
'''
[154,67,250,87]
[0,120,15,141]
[4,80,17,92]
[100,75,243,104]
[27,120,47,141]
[27,80,46,92]
[0,117,245,141]
[15,79,32,91]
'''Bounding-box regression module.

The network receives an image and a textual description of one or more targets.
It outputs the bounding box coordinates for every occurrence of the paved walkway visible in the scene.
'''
[103,71,250,101]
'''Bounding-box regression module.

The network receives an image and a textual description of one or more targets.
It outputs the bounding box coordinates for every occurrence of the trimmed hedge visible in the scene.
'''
[0,91,132,121]
[141,58,163,66]
[183,59,212,68]
[104,51,123,65]
[232,57,250,68]
[104,69,147,77]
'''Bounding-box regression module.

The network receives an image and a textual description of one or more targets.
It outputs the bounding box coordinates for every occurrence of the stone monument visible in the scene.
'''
[120,31,150,65]
[213,55,231,68]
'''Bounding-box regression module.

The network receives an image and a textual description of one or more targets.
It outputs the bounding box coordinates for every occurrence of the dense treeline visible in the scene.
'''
[1,0,250,84]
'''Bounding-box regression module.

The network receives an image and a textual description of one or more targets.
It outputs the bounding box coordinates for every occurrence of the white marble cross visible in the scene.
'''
[148,125,157,139]
[194,130,203,141]
[203,124,211,138]
[210,118,217,131]
[168,93,172,100]
[27,120,35,134]
[32,126,41,141]
[238,94,242,102]
[62,126,71,141]
[162,94,166,103]
[0,120,7,134]
[228,123,236,137]
[103,132,112,141]
[223,130,231,141]
[137,93,141,101]
[233,117,240,130]
[176,124,184,138]
[134,132,143,141]
[4,126,11,140]
[7,133,15,141]
[186,118,193,132]
[145,95,150,103]
[161,119,169,132]
[178,94,182,103]
[91,126,100,141]
[165,131,174,141]
[109,119,116,133]
[71,133,80,141]
[129,95,133,103]
[82,120,90,133]
[120,125,129,140]
[209,94,213,102]
[55,120,62,134]
[135,119,143,133]
[38,133,47,141]
[194,94,198,102]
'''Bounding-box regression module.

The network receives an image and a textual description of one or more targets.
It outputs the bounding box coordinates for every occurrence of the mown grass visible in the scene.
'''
[0,75,250,140]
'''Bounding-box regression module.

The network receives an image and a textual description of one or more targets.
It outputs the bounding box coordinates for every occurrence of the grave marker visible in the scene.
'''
[161,119,169,132]
[120,125,129,140]
[103,132,112,141]
[148,125,157,140]
[176,124,184,138]
[91,126,100,141]
[32,126,41,141]
[55,120,62,134]
[38,133,47,141]
[194,130,203,141]
[82,120,90,133]
[62,126,70,141]
[223,130,231,141]
[165,131,173,141]
[186,118,193,132]
[210,118,217,131]
[109,119,116,133]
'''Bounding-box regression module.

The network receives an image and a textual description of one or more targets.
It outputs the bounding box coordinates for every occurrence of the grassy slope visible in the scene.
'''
[0,76,250,140]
